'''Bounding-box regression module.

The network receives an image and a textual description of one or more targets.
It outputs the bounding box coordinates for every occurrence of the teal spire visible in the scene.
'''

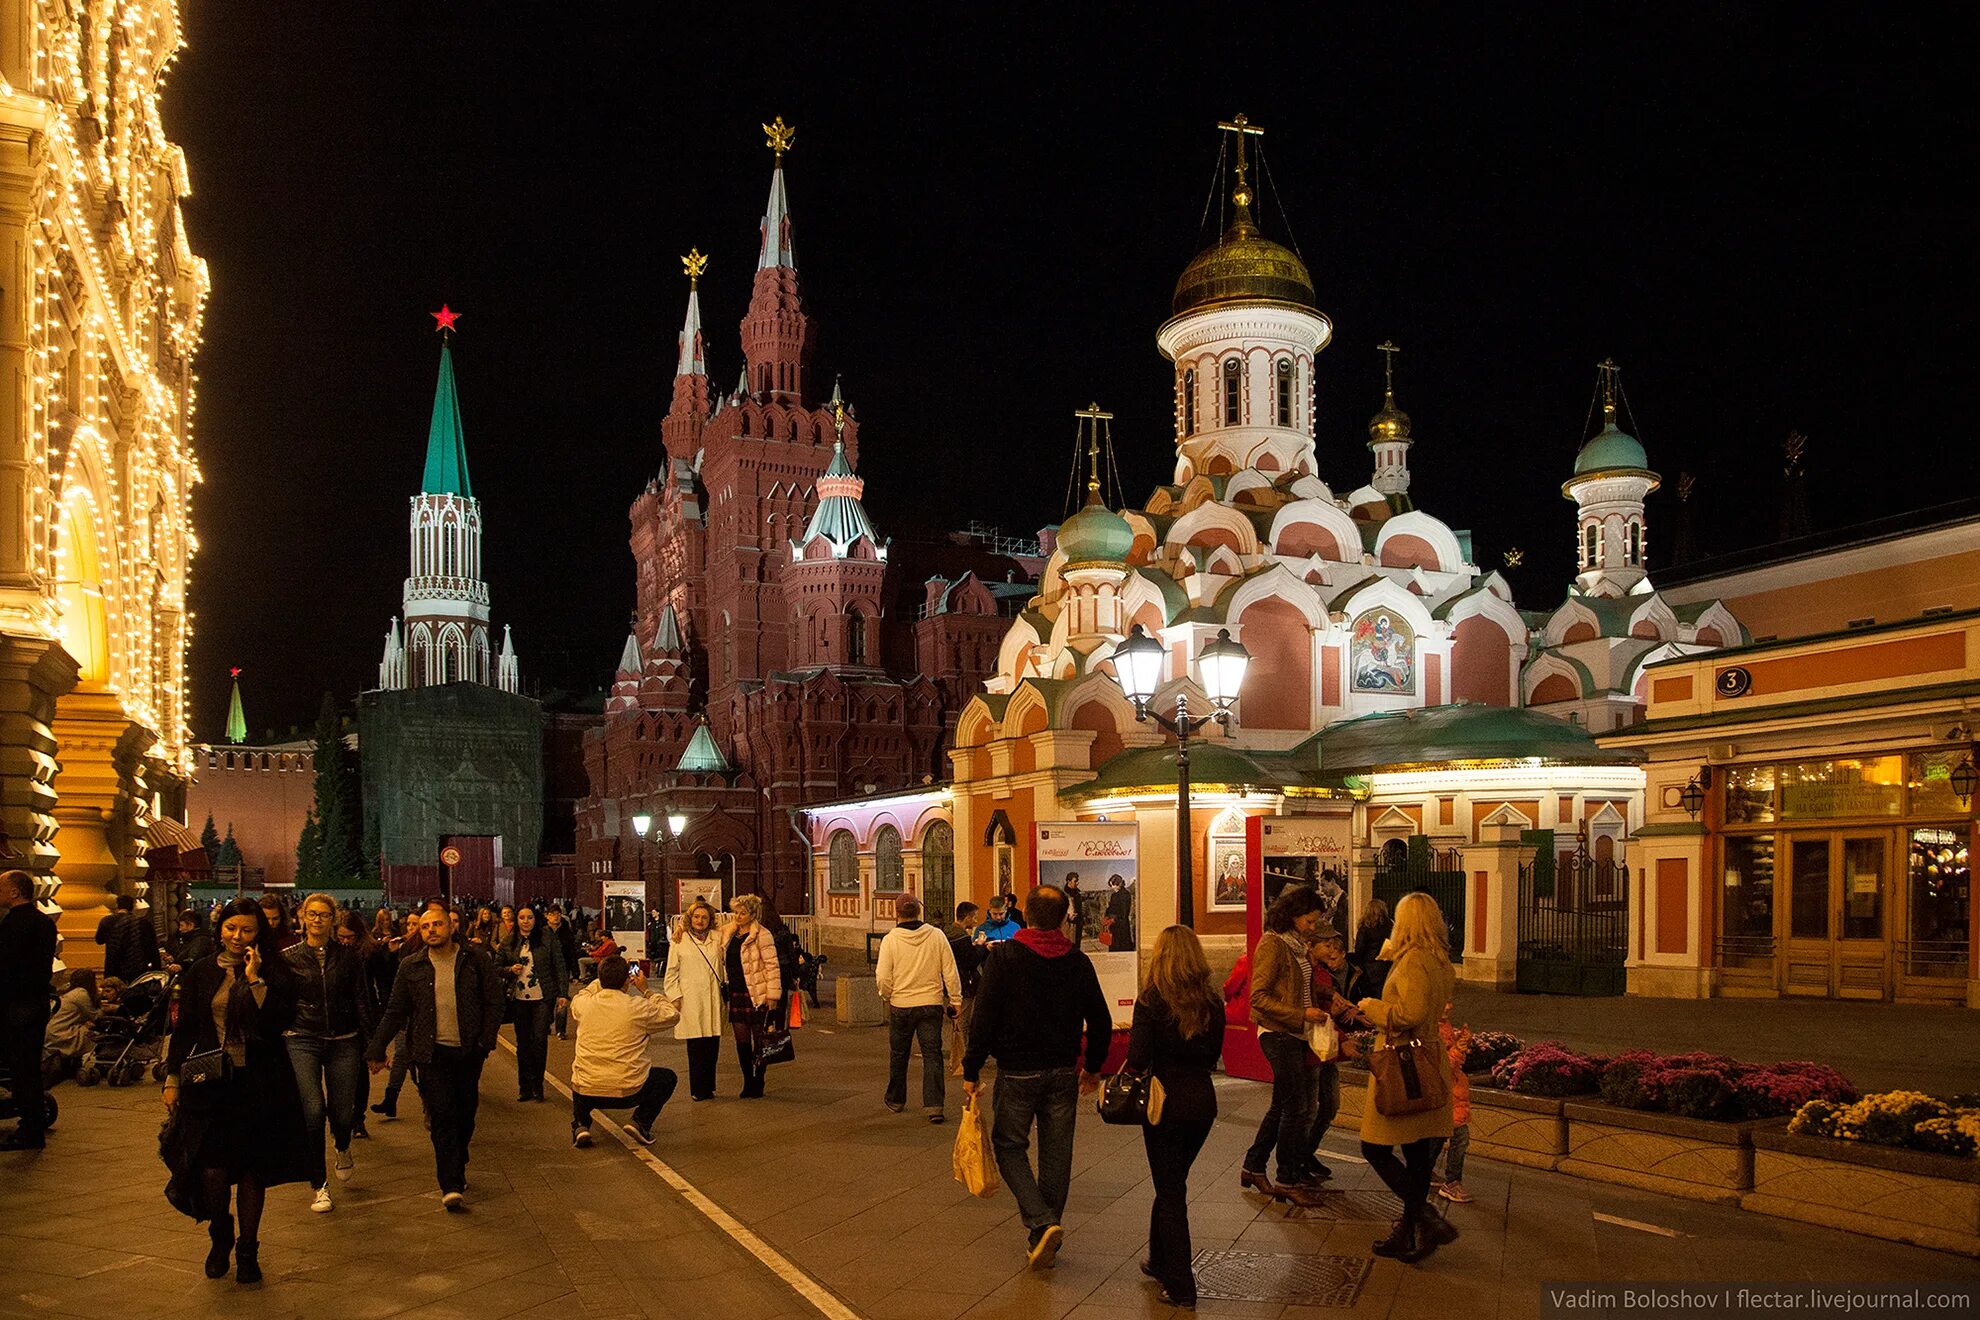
[421,337,473,497]
[225,668,247,745]
[676,718,731,774]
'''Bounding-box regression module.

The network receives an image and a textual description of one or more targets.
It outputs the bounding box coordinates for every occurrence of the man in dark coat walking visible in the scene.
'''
[365,898,504,1210]
[96,894,159,983]
[0,870,58,1149]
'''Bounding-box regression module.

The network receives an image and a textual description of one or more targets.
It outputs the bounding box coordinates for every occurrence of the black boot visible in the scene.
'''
[1399,1208,1441,1263]
[235,1240,261,1285]
[1419,1203,1459,1247]
[1370,1214,1418,1259]
[203,1214,234,1279]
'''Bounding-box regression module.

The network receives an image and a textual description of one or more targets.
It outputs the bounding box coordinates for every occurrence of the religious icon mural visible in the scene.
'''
[1350,608,1416,695]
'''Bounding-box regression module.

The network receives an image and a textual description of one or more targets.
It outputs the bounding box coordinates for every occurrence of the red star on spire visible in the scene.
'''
[229,666,241,678]
[431,304,461,334]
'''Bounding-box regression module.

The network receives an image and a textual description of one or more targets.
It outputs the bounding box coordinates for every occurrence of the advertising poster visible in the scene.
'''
[677,876,724,915]
[602,879,648,961]
[1035,821,1139,1026]
[1256,815,1353,938]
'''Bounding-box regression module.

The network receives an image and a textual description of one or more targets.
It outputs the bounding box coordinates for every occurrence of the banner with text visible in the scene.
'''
[1035,821,1139,1025]
[601,879,648,962]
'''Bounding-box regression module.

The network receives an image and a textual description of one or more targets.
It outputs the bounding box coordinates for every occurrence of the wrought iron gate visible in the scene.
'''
[1516,841,1628,995]
[1371,837,1465,962]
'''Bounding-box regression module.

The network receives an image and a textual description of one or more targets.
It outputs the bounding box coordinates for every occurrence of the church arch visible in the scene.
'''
[827,829,859,893]
[1235,595,1313,729]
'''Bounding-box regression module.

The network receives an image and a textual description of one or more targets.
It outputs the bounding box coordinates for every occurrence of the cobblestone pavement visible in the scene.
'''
[1450,984,1980,1095]
[3,998,1974,1320]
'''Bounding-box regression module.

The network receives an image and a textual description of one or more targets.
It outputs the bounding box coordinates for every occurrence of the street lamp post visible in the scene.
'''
[1111,624,1251,928]
[631,813,652,940]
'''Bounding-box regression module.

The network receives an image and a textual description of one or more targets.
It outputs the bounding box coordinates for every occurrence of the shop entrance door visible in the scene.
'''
[1781,831,1892,999]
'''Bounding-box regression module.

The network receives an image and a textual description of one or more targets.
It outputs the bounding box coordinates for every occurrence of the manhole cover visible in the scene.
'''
[1283,1188,1404,1221]
[1192,1249,1370,1307]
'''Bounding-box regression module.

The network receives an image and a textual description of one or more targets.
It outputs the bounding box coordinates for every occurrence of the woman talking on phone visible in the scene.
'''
[161,897,310,1286]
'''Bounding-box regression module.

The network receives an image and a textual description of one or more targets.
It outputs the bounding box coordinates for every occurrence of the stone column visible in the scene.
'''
[48,689,153,969]
[0,633,79,882]
[1455,822,1528,988]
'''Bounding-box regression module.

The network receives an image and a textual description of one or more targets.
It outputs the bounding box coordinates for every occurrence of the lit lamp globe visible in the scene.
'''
[1113,625,1166,709]
[667,811,688,839]
[1197,628,1251,714]
[632,813,652,839]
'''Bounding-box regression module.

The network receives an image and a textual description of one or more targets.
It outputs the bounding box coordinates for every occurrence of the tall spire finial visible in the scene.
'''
[763,115,796,161]
[1378,340,1400,403]
[1217,113,1265,217]
[1074,402,1113,507]
[682,248,708,287]
[831,375,847,448]
[1598,358,1619,424]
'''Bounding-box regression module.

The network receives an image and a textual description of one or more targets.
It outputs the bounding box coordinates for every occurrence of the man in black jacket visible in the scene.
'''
[961,885,1112,1271]
[0,871,57,1149]
[96,894,159,983]
[365,899,504,1210]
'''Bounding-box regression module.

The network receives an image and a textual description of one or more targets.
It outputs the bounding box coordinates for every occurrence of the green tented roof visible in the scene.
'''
[676,720,730,774]
[225,677,247,745]
[422,341,473,497]
[1064,734,1350,800]
[1315,703,1633,773]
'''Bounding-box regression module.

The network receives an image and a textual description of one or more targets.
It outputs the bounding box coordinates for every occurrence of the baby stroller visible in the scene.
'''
[78,969,174,1087]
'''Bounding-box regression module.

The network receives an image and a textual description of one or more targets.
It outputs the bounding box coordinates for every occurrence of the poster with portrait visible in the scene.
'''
[1208,835,1249,913]
[602,879,648,961]
[677,876,723,915]
[1350,607,1415,695]
[1035,821,1139,1025]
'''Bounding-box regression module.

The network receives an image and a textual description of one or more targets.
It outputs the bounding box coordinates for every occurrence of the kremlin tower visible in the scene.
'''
[377,310,521,694]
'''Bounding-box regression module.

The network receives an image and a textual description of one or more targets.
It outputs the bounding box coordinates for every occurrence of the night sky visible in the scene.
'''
[172,5,1978,740]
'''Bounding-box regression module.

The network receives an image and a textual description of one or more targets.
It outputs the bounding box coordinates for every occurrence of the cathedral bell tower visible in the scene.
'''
[662,250,712,460]
[1367,341,1414,498]
[740,117,815,403]
[1562,360,1660,597]
[786,382,887,667]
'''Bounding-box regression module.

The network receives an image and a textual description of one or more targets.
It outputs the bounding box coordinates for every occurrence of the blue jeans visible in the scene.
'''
[991,1067,1079,1233]
[285,1034,361,1187]
[886,1005,948,1111]
[1306,1060,1341,1168]
[1243,1031,1318,1184]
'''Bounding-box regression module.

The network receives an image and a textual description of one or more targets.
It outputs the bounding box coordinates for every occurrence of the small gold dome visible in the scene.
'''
[1368,397,1411,443]
[1172,209,1316,317]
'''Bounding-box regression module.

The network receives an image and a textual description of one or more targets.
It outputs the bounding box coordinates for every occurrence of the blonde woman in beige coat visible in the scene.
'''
[1354,891,1458,1263]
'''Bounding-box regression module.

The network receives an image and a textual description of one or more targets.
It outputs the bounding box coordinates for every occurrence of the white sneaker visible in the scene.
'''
[311,1186,333,1213]
[333,1150,354,1182]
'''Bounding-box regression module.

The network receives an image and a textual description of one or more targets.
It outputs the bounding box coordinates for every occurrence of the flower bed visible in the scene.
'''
[1601,1050,1856,1122]
[1746,1123,1980,1256]
[1789,1091,1980,1158]
[1491,1041,1605,1096]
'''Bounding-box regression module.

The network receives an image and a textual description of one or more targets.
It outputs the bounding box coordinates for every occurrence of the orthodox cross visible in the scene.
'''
[682,248,708,285]
[1378,340,1400,400]
[1218,113,1264,208]
[763,115,796,161]
[1597,358,1619,420]
[1074,401,1113,504]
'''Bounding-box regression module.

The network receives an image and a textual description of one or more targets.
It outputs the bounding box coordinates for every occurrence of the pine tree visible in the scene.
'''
[200,814,222,866]
[216,823,243,870]
[308,693,362,885]
[296,809,321,886]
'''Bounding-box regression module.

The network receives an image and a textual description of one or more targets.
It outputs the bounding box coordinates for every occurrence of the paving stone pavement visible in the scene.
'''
[4,999,1975,1320]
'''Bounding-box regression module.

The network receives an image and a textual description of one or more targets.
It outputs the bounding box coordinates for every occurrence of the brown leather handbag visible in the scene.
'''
[1368,1035,1449,1117]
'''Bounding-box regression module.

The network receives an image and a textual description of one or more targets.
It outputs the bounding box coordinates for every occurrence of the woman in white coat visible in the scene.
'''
[664,899,727,1101]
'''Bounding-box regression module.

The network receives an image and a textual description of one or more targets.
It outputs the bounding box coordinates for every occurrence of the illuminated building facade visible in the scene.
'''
[0,1,209,963]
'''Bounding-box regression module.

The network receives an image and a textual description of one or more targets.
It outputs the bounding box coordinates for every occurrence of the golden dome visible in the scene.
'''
[1172,207,1316,317]
[1368,396,1411,443]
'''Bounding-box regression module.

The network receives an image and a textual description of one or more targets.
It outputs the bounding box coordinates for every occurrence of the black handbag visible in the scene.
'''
[179,1046,229,1088]
[1096,1069,1166,1126]
[755,1023,795,1068]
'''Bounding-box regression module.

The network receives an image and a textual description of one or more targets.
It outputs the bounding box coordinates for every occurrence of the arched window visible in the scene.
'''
[847,607,867,665]
[922,822,954,922]
[827,830,859,893]
[1221,357,1242,426]
[1626,521,1643,565]
[1275,358,1294,427]
[1181,368,1197,437]
[874,825,903,892]
[1581,522,1599,569]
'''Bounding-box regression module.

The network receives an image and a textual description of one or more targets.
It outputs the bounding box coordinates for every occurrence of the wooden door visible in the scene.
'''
[1780,831,1892,999]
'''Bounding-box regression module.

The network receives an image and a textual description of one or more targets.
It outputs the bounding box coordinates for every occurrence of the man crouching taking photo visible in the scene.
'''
[568,955,681,1147]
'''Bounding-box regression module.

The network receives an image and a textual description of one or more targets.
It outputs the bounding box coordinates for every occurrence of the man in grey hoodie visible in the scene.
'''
[875,896,963,1122]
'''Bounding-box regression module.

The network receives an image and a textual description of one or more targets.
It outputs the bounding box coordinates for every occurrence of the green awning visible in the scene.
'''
[1315,703,1635,774]
[1064,735,1352,800]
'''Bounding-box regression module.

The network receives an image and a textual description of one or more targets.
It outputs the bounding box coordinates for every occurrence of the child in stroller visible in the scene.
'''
[78,968,174,1087]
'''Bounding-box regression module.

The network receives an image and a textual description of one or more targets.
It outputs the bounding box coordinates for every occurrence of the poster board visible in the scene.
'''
[1226,812,1356,1082]
[1035,821,1139,1027]
[601,879,648,961]
[677,876,723,914]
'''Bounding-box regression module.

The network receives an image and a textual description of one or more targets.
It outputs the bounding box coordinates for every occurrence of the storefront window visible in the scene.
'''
[1779,756,1903,820]
[1724,764,1776,824]
[1841,836,1885,940]
[1908,749,1974,818]
[1721,834,1775,965]
[1907,826,1971,978]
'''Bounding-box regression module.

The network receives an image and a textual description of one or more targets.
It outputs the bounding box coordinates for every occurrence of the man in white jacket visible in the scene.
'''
[875,896,963,1122]
[568,956,681,1147]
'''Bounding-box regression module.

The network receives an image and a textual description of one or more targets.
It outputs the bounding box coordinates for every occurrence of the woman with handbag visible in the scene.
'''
[716,894,783,1099]
[664,899,728,1100]
[500,906,569,1102]
[161,897,311,1286]
[1126,926,1224,1309]
[1239,886,1329,1208]
[1355,891,1459,1263]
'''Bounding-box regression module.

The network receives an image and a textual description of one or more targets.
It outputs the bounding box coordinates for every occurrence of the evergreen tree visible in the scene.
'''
[308,693,362,884]
[200,814,222,866]
[296,809,321,886]
[216,824,243,870]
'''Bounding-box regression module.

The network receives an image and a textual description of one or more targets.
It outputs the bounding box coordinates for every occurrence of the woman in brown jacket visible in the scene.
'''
[1239,886,1330,1207]
[1355,891,1459,1262]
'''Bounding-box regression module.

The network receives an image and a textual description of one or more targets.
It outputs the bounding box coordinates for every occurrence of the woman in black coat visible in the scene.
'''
[1127,925,1226,1309]
[162,897,310,1286]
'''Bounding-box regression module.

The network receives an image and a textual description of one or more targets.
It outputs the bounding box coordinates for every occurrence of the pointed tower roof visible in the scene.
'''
[653,603,684,653]
[677,250,708,378]
[225,667,247,745]
[676,718,731,774]
[616,632,643,676]
[757,116,797,272]
[796,382,883,556]
[421,335,473,497]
